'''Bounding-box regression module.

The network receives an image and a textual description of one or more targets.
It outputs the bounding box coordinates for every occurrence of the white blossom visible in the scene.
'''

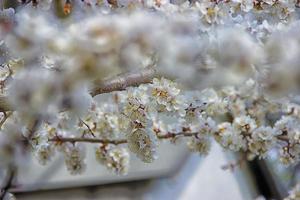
[95,145,130,175]
[151,78,187,116]
[187,136,211,155]
[216,122,247,151]
[63,144,86,175]
[233,115,257,133]
[248,126,276,158]
[35,143,55,165]
[127,128,157,163]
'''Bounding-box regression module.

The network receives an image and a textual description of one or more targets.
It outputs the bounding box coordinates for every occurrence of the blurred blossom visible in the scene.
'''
[0,8,15,38]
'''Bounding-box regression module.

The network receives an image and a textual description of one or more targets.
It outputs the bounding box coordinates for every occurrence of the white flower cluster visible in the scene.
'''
[127,128,157,163]
[151,78,187,116]
[63,144,86,175]
[275,116,300,164]
[95,144,129,175]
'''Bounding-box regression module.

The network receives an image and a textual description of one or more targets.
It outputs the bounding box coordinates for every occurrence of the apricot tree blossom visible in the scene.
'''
[1,0,300,199]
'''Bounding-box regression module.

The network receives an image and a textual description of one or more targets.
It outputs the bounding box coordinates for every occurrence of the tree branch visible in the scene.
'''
[49,136,128,145]
[90,67,157,97]
[48,132,198,145]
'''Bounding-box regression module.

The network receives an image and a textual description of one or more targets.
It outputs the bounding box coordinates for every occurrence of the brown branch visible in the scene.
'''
[48,131,290,146]
[156,132,198,139]
[276,135,289,142]
[49,136,128,145]
[48,132,198,145]
[90,67,157,97]
[226,129,289,143]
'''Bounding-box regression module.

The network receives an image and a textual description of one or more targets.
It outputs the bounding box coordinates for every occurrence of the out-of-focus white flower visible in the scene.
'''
[0,8,15,39]
[195,1,222,25]
[233,0,253,12]
[209,28,263,84]
[5,10,55,60]
[37,0,53,10]
[274,116,297,136]
[35,143,55,165]
[59,84,93,117]
[7,69,60,116]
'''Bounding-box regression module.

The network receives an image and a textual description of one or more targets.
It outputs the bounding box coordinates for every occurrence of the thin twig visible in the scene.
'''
[79,118,95,137]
